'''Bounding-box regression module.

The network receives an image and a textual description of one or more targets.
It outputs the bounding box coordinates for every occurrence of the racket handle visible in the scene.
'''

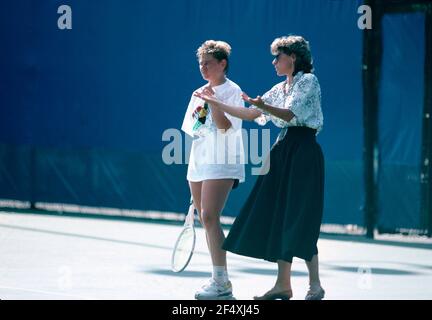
[185,204,195,225]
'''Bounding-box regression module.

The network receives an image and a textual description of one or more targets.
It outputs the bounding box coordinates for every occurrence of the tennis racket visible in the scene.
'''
[171,197,196,272]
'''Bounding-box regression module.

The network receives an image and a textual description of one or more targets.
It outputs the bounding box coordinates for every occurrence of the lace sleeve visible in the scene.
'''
[286,74,320,125]
[261,84,289,128]
[250,84,284,127]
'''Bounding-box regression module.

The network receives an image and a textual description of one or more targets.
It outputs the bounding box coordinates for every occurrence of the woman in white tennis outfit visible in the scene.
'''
[181,40,245,300]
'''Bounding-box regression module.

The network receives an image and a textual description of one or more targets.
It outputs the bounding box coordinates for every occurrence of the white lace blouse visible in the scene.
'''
[252,71,323,141]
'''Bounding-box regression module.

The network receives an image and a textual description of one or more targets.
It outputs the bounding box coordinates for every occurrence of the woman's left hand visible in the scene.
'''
[242,92,265,109]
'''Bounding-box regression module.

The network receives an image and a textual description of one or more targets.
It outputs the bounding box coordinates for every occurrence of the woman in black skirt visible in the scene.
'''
[194,35,325,300]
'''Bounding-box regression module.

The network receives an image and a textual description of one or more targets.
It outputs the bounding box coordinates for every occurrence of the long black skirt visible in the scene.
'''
[222,126,324,263]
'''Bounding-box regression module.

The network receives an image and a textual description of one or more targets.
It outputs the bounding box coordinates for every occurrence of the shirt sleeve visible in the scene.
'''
[249,86,275,126]
[286,74,320,126]
[181,94,197,137]
[256,85,289,128]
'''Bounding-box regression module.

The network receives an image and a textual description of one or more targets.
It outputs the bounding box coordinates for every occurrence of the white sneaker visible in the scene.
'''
[195,279,235,300]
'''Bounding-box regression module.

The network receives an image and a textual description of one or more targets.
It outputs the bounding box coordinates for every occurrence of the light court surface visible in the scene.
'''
[0,212,431,300]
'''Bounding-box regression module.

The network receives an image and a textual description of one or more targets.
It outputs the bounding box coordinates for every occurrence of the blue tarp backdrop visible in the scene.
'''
[378,12,425,230]
[0,0,425,229]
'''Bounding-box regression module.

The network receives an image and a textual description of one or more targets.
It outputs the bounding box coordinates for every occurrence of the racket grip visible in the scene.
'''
[185,204,195,225]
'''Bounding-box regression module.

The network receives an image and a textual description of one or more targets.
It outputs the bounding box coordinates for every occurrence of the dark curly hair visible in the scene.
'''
[271,35,314,75]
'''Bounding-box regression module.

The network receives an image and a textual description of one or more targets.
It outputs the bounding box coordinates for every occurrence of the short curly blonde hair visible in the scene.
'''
[196,40,231,72]
[271,35,313,75]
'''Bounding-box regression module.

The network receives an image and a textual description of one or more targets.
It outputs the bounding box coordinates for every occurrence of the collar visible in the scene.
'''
[212,78,229,93]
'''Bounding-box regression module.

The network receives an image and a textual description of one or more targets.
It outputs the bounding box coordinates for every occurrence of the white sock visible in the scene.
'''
[212,266,228,284]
